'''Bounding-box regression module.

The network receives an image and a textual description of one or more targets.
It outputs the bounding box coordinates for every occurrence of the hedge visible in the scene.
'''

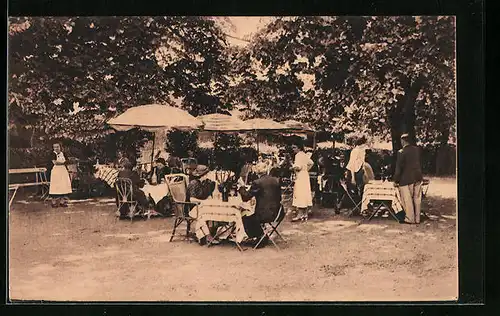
[9,142,455,177]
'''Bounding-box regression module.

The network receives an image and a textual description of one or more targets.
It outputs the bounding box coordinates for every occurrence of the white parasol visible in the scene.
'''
[198,113,250,132]
[107,104,203,132]
[107,104,204,165]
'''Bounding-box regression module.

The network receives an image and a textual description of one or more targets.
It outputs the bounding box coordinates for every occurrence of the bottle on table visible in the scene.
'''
[151,171,157,185]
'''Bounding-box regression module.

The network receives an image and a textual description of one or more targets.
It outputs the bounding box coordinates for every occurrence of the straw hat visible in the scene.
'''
[191,165,210,177]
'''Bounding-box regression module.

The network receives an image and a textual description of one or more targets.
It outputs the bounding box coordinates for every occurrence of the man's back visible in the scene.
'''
[252,175,281,222]
[394,145,423,186]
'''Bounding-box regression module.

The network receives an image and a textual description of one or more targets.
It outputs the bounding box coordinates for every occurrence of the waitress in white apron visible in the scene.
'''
[48,142,72,207]
[291,141,314,222]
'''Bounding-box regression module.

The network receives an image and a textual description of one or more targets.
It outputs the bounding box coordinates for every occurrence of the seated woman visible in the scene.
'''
[185,165,219,245]
[187,165,216,201]
[116,159,152,218]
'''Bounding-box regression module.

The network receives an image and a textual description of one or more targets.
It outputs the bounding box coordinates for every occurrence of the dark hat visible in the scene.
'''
[121,158,133,170]
[191,165,210,177]
[155,158,166,165]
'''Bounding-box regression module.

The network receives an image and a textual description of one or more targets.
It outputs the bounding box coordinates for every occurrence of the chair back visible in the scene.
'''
[165,174,189,217]
[116,178,134,202]
[272,205,286,224]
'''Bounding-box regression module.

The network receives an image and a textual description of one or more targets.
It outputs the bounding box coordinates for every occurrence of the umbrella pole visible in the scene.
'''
[313,132,317,150]
[150,132,156,167]
[256,130,259,154]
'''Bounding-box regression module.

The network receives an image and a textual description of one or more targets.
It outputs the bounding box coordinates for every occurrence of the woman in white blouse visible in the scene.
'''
[291,142,314,222]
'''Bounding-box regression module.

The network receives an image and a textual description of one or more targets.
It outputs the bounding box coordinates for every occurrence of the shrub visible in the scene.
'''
[165,130,198,158]
[213,133,242,173]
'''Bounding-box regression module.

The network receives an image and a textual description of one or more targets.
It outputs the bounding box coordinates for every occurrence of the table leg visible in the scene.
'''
[207,222,233,247]
[366,203,383,221]
[387,205,401,222]
[9,186,19,209]
[229,225,246,252]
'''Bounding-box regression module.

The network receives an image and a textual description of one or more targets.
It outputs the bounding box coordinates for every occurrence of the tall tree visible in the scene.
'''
[8,16,231,145]
[228,16,456,157]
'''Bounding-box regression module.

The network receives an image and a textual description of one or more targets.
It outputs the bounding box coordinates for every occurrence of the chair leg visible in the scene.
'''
[273,229,286,243]
[170,218,182,242]
[268,236,280,250]
[253,233,267,250]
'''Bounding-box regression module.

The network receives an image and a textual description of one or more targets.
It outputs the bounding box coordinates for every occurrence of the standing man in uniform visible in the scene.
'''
[393,134,424,224]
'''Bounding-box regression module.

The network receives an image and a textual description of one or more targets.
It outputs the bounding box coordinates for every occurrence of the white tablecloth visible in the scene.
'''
[361,181,403,212]
[94,165,119,187]
[189,196,255,243]
[141,183,170,204]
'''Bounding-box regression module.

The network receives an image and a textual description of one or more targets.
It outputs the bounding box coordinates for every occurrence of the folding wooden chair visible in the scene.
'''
[339,181,362,217]
[115,178,142,221]
[421,179,430,198]
[165,174,199,242]
[419,179,430,218]
[280,175,294,203]
[254,205,287,250]
[318,175,341,209]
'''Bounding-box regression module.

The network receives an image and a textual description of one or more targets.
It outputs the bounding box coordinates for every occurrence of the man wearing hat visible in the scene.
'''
[393,133,424,224]
[187,165,216,200]
[238,162,282,248]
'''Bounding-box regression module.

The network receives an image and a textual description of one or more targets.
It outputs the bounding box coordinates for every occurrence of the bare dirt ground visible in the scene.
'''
[9,177,457,302]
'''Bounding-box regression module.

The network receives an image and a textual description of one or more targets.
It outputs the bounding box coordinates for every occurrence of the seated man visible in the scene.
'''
[237,162,282,248]
[116,159,151,217]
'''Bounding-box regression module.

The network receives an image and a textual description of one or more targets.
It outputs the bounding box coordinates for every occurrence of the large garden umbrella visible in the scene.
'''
[243,118,289,153]
[198,113,250,132]
[282,119,315,133]
[244,118,288,131]
[107,104,203,165]
[281,119,317,149]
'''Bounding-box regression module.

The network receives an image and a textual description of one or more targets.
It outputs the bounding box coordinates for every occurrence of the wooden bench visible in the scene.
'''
[8,167,49,208]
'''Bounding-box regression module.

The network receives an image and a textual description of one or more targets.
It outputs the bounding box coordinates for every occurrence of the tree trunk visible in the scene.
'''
[387,75,424,175]
[401,76,424,144]
[388,107,403,176]
[30,127,35,148]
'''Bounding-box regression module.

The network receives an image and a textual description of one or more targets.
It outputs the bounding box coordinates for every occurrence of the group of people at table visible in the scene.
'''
[46,133,424,248]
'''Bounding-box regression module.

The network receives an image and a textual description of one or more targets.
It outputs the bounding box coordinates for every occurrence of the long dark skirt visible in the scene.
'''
[242,214,264,239]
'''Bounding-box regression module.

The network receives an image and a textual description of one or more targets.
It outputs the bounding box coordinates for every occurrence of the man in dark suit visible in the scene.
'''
[393,134,424,224]
[238,163,283,248]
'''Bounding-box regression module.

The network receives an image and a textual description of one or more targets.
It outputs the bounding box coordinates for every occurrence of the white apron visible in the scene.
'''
[292,151,313,208]
[49,152,72,195]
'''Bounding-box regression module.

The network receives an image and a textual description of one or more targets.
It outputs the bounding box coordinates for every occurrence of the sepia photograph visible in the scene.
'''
[8,16,457,302]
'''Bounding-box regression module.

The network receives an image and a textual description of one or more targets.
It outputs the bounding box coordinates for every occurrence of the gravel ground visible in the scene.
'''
[8,177,457,301]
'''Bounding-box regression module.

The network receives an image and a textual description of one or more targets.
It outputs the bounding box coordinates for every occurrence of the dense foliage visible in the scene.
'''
[9,16,231,145]
[229,16,456,151]
[9,16,456,175]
